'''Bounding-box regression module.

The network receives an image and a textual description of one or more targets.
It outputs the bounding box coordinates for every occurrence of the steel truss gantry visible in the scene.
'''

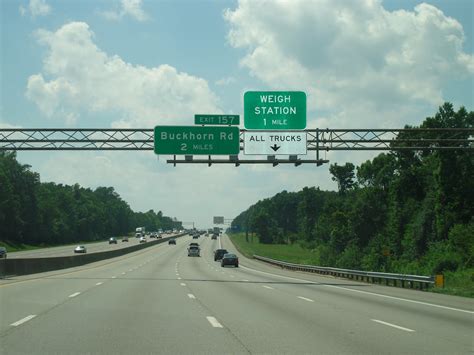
[1,128,472,166]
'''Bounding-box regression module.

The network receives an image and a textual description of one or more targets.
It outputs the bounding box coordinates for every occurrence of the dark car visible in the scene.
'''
[221,253,239,267]
[192,234,199,239]
[188,246,200,257]
[122,237,129,242]
[0,246,7,259]
[211,234,218,240]
[109,237,117,244]
[168,239,176,245]
[214,249,228,261]
[189,242,199,247]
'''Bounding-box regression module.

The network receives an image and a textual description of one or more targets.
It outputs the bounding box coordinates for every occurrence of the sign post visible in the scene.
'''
[244,91,306,130]
[154,126,239,155]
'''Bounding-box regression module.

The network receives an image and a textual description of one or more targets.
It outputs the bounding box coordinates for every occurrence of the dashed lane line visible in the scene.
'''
[11,315,36,327]
[297,296,314,302]
[206,316,223,328]
[69,292,81,298]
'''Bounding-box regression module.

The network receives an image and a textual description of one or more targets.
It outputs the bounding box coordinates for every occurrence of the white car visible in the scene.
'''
[74,245,87,254]
[139,237,146,243]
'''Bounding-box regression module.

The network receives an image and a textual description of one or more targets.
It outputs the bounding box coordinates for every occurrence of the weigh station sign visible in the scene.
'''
[244,131,307,155]
[154,126,239,155]
[244,91,306,130]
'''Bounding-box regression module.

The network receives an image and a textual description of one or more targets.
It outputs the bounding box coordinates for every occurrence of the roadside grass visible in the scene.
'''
[228,233,473,298]
[430,268,474,298]
[228,233,319,265]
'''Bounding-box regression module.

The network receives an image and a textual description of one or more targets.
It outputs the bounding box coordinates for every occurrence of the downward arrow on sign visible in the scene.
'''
[270,144,281,152]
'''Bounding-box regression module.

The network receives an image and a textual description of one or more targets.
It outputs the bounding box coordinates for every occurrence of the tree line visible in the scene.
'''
[231,103,473,275]
[0,152,182,246]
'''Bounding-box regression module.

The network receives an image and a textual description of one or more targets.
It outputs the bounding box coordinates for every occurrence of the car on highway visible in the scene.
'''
[221,253,239,267]
[139,236,146,243]
[189,242,199,247]
[168,238,176,245]
[214,249,228,261]
[188,246,200,257]
[74,245,87,254]
[192,234,199,239]
[122,237,129,242]
[0,247,7,258]
[211,234,218,240]
[109,237,117,244]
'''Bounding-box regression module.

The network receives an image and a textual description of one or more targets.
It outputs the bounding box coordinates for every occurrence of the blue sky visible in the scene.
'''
[1,0,472,227]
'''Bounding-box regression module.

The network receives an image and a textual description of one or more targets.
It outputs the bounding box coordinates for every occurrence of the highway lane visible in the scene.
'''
[0,233,472,354]
[7,233,176,258]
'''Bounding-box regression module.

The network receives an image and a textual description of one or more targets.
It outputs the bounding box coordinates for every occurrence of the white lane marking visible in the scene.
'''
[298,296,314,302]
[242,279,249,282]
[121,272,126,275]
[230,275,235,278]
[180,283,186,286]
[188,294,196,299]
[206,316,223,328]
[69,292,81,298]
[263,285,274,290]
[96,282,103,286]
[128,269,133,272]
[371,319,415,332]
[177,277,182,280]
[238,264,474,315]
[111,276,117,279]
[11,315,36,327]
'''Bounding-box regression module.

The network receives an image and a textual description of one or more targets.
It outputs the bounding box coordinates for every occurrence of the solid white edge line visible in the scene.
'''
[188,294,196,299]
[238,264,474,315]
[263,285,274,290]
[371,319,415,332]
[206,316,223,328]
[95,282,103,286]
[298,296,314,302]
[11,315,36,327]
[69,292,81,298]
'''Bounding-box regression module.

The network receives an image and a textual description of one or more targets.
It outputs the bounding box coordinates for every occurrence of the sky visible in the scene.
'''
[1,0,473,229]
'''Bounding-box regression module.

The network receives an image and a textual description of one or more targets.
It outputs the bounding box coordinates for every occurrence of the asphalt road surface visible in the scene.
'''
[1,234,472,354]
[7,234,175,258]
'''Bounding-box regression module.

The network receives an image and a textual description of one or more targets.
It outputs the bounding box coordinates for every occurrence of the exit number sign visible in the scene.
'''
[244,91,306,130]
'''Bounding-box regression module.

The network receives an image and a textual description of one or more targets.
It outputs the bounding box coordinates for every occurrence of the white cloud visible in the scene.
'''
[101,0,149,22]
[19,0,51,18]
[216,76,237,86]
[26,22,221,127]
[224,0,473,128]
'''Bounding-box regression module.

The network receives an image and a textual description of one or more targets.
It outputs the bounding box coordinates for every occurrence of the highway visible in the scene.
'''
[0,233,472,354]
[7,234,175,258]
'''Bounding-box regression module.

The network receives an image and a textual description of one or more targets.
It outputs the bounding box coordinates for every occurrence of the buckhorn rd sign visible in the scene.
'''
[154,126,239,155]
[244,91,306,130]
[244,131,307,155]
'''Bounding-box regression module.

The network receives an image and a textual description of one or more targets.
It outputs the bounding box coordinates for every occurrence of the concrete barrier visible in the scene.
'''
[0,234,186,278]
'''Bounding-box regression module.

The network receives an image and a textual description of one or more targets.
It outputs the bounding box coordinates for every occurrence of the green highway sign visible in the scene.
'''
[195,114,240,126]
[154,126,240,155]
[244,91,306,130]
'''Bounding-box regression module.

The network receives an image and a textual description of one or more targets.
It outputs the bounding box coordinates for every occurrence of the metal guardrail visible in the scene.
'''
[253,255,437,290]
